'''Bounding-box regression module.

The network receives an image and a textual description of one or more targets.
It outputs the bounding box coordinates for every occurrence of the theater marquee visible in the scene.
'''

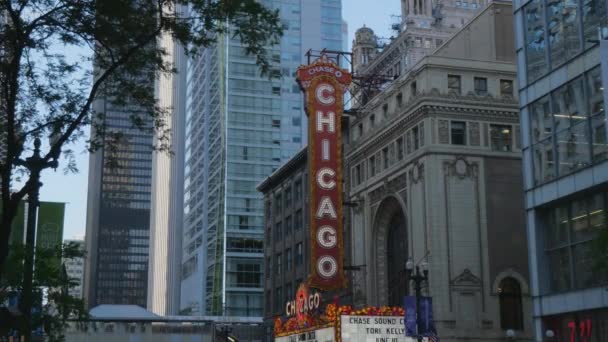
[297,55,351,290]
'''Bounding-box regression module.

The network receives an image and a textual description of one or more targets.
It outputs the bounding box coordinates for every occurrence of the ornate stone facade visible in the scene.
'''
[344,2,532,341]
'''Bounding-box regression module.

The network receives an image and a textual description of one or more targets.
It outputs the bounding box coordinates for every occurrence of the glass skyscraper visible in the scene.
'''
[84,91,154,308]
[515,0,608,340]
[180,0,343,316]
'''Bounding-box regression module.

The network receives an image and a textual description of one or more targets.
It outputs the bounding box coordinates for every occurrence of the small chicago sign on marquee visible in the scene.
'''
[297,55,351,290]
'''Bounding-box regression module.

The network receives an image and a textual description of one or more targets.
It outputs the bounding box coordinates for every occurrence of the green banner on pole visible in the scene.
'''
[8,201,26,245]
[36,201,65,250]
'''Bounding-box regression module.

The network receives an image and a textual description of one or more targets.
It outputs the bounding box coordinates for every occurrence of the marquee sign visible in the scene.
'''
[285,283,322,321]
[296,55,351,290]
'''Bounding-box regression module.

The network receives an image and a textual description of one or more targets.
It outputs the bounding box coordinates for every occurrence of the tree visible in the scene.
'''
[0,0,283,277]
[0,241,88,341]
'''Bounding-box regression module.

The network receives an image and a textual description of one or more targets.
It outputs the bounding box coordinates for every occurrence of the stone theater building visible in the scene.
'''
[345,1,532,341]
[259,1,534,341]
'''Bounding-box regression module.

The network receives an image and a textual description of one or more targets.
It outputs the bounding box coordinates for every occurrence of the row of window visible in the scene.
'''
[352,120,518,187]
[523,0,606,82]
[267,243,304,278]
[352,76,514,142]
[267,277,303,314]
[268,209,303,244]
[528,66,606,185]
[267,178,304,220]
[540,190,607,294]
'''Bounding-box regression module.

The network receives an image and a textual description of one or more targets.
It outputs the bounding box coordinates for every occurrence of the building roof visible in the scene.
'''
[90,305,159,320]
[257,146,307,193]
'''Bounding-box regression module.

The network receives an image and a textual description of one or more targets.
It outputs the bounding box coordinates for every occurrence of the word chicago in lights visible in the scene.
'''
[297,55,351,290]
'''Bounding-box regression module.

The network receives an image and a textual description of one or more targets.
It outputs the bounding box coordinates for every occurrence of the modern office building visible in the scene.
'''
[84,7,187,311]
[514,0,608,339]
[345,2,532,340]
[63,239,85,299]
[180,0,344,316]
[84,83,155,308]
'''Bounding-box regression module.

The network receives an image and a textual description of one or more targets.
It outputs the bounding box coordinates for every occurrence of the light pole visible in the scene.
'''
[15,137,59,342]
[405,258,428,342]
[505,329,516,340]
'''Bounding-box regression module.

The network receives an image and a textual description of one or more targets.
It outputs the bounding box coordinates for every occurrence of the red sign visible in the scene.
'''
[297,55,351,290]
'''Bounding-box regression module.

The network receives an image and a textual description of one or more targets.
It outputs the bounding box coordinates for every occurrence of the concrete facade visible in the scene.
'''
[345,2,532,341]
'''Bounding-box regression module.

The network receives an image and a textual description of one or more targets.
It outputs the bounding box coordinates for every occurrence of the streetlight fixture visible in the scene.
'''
[405,257,429,342]
[505,329,516,340]
[545,330,555,341]
[15,137,60,342]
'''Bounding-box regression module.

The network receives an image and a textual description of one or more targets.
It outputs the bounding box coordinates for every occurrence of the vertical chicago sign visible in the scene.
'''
[297,55,351,290]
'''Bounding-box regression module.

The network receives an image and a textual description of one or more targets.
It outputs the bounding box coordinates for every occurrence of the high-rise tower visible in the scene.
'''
[180,0,344,316]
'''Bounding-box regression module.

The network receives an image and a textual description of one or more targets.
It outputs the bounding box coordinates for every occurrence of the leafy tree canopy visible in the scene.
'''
[0,0,283,275]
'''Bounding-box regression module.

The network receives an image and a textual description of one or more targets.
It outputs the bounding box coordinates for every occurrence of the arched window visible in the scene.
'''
[387,213,408,306]
[499,277,524,330]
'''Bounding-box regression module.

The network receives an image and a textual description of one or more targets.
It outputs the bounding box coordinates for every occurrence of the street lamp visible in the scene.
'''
[545,330,555,341]
[505,329,516,340]
[15,137,60,342]
[405,257,429,342]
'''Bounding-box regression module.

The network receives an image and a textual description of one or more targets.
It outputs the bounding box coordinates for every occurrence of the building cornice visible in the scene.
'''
[257,146,307,193]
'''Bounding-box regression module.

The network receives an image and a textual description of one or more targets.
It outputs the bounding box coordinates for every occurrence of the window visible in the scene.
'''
[411,81,417,97]
[448,75,461,94]
[543,308,608,342]
[294,179,302,204]
[451,121,466,145]
[369,156,376,176]
[415,37,422,47]
[474,77,487,95]
[296,243,303,265]
[551,77,590,175]
[413,126,419,150]
[523,0,547,81]
[583,0,608,46]
[543,192,608,293]
[499,277,524,330]
[370,114,376,127]
[286,248,292,271]
[396,93,403,107]
[436,39,443,46]
[490,125,512,151]
[285,283,293,302]
[382,147,389,169]
[294,210,302,230]
[274,287,282,313]
[274,194,282,214]
[355,164,362,185]
[358,123,363,138]
[275,253,282,275]
[424,38,432,48]
[587,67,607,162]
[274,222,282,240]
[396,138,404,160]
[500,80,513,97]
[284,187,292,209]
[285,215,292,236]
[546,0,580,69]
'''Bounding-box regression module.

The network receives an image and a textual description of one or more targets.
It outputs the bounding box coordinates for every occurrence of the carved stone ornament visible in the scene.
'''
[409,161,424,185]
[368,173,407,204]
[450,268,482,288]
[444,156,478,180]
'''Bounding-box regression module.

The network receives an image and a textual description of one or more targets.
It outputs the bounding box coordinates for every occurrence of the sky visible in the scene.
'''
[48,0,402,241]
